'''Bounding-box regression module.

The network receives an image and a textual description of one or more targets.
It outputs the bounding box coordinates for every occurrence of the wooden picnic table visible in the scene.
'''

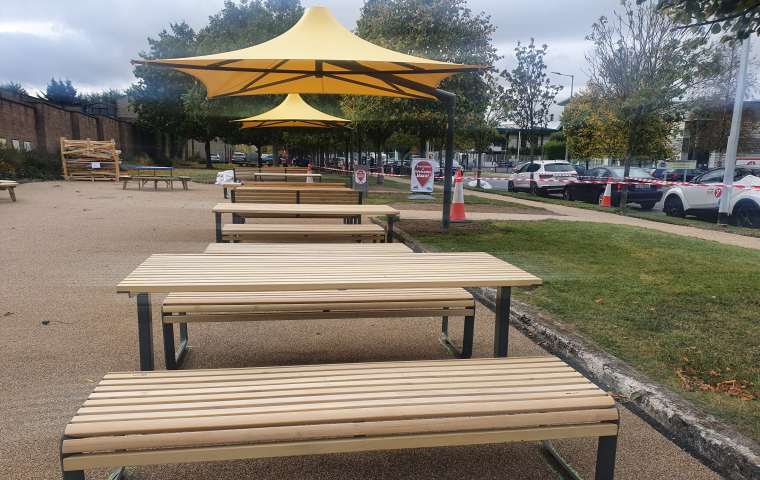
[212,203,400,243]
[254,172,322,182]
[117,253,542,370]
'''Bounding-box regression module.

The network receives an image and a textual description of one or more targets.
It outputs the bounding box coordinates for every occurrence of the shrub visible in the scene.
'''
[0,148,62,180]
[541,140,566,160]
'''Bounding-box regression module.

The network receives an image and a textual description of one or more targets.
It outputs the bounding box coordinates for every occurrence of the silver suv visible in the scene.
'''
[508,160,577,196]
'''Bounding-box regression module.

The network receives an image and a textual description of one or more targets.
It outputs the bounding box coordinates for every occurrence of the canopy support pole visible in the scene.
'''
[345,126,354,170]
[435,90,455,228]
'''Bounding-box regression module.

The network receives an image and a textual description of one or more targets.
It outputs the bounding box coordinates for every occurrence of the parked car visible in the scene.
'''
[231,152,247,164]
[562,166,662,209]
[663,167,760,227]
[572,165,586,175]
[433,160,463,179]
[261,154,274,166]
[508,161,578,196]
[210,153,222,163]
[388,160,411,175]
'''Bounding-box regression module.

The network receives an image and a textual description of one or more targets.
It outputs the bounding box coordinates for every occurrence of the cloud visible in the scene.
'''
[0,21,82,39]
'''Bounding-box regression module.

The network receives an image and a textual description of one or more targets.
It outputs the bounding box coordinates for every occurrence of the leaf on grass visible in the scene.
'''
[690,346,697,350]
[710,370,720,377]
[650,307,656,311]
[595,299,603,303]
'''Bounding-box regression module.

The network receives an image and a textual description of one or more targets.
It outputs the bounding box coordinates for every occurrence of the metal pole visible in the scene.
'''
[718,38,750,226]
[434,90,456,228]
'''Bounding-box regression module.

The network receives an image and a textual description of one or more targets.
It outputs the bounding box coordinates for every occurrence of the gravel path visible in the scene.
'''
[0,181,723,479]
[386,178,760,250]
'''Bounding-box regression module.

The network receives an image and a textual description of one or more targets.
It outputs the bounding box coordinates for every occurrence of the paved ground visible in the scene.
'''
[386,178,760,250]
[0,181,725,479]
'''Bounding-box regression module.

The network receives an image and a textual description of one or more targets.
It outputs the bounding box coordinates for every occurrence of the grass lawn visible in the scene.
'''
[403,219,760,442]
[466,185,760,239]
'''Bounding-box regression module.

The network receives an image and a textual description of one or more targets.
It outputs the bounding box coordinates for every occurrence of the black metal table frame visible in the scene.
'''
[214,211,394,243]
[124,284,510,372]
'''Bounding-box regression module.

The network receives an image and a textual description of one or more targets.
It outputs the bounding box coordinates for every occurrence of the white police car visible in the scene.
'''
[663,167,760,228]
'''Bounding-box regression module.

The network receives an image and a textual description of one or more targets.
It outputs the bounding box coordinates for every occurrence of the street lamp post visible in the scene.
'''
[552,72,574,162]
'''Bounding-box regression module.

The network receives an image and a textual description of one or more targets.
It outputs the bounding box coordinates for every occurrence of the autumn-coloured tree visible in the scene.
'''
[561,89,679,167]
[501,39,562,161]
[584,0,715,208]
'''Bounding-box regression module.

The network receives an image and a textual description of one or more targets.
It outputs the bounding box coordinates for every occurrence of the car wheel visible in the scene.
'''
[530,182,539,196]
[663,195,685,217]
[507,181,515,192]
[562,187,573,201]
[597,190,606,205]
[638,202,656,210]
[733,202,760,229]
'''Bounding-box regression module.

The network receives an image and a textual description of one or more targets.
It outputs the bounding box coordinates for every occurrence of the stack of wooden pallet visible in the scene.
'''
[60,137,121,181]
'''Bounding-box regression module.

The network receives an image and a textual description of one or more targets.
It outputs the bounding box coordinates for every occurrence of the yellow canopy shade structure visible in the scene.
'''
[131,6,486,101]
[233,94,350,129]
[132,5,490,227]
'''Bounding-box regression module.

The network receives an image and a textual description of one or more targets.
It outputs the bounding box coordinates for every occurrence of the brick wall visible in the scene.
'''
[70,111,98,141]
[0,98,37,150]
[33,102,74,152]
[95,115,120,147]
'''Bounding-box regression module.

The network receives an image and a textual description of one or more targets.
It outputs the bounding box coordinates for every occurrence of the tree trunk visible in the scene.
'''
[205,140,212,169]
[477,151,482,188]
[273,141,280,167]
[620,127,636,210]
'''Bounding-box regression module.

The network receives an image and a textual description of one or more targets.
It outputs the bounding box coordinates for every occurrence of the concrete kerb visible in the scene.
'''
[371,216,760,480]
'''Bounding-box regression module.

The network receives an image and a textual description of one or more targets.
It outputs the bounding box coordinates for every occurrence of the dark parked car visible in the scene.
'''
[572,165,585,175]
[653,168,701,182]
[562,166,662,209]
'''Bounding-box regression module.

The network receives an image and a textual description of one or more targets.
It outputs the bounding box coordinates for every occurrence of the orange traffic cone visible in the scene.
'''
[600,178,612,207]
[450,169,469,221]
[307,164,313,183]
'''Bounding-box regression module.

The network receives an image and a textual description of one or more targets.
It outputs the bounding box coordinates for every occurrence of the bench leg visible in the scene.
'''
[137,293,154,371]
[386,214,393,243]
[183,179,188,190]
[494,286,511,357]
[122,179,128,190]
[163,313,189,370]
[215,212,223,243]
[441,305,475,359]
[224,187,228,199]
[595,432,618,480]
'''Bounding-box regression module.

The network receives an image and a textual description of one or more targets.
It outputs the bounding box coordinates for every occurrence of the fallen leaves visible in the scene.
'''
[675,367,758,402]
[595,299,603,303]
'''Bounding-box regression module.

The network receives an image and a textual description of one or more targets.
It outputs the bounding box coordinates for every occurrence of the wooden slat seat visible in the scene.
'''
[220,182,346,199]
[230,189,362,220]
[0,180,18,202]
[234,167,309,182]
[221,224,386,243]
[204,242,412,254]
[161,288,476,369]
[60,357,619,480]
[120,176,190,190]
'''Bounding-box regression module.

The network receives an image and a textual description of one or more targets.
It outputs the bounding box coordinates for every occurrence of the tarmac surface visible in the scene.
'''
[0,180,725,479]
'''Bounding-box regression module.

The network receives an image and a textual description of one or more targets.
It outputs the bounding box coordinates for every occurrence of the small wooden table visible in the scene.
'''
[212,203,400,243]
[254,172,322,182]
[117,253,542,371]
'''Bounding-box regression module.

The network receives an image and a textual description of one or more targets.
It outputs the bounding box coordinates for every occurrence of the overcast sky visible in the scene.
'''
[1,0,753,126]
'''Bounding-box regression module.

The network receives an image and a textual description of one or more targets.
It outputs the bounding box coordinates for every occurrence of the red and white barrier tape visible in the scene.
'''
[317,166,760,190]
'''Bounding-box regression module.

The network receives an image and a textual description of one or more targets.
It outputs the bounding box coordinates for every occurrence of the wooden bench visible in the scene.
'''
[204,242,412,254]
[234,167,309,182]
[161,288,475,369]
[0,180,18,202]
[121,176,191,190]
[222,182,346,199]
[60,357,619,480]
[221,224,387,243]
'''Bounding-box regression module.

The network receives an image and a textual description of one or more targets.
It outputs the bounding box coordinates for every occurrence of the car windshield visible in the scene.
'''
[608,167,652,178]
[543,163,575,172]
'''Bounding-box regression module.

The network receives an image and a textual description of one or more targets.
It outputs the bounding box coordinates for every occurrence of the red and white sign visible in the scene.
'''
[411,159,434,193]
[737,158,759,166]
[714,187,722,198]
[355,169,367,184]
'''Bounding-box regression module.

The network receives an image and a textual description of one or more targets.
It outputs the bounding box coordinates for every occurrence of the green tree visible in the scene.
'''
[651,0,760,43]
[501,39,562,162]
[78,88,122,105]
[584,0,715,208]
[38,77,78,104]
[541,132,566,160]
[0,81,27,96]
[353,0,501,158]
